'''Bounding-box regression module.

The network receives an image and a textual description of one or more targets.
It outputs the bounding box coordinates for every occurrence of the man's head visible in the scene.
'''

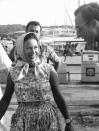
[74,2,99,43]
[26,21,42,40]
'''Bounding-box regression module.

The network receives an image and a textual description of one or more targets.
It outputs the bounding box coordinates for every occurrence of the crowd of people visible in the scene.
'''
[0,1,99,130]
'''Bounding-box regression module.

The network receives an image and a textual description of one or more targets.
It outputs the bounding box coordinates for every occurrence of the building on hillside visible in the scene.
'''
[42,25,76,37]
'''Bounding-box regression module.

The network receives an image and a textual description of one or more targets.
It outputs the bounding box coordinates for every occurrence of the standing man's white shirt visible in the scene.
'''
[0,43,12,70]
[0,43,12,130]
[0,43,12,100]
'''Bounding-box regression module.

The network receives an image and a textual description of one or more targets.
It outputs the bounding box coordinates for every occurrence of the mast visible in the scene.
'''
[78,0,80,7]
[78,0,85,7]
[64,4,67,35]
[84,0,85,5]
[64,6,73,27]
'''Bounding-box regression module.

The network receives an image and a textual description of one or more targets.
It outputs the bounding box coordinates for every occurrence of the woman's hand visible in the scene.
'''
[65,123,74,131]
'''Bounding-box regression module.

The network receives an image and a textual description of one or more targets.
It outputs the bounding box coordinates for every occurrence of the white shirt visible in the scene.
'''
[0,43,12,70]
[0,43,12,125]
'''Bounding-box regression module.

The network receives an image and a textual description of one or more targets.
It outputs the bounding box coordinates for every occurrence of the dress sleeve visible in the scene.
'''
[42,63,57,80]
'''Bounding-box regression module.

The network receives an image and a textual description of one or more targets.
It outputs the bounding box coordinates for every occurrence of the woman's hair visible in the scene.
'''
[26,21,42,32]
[74,2,99,23]
[24,32,38,43]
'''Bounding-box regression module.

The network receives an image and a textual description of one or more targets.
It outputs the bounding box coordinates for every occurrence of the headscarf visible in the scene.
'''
[16,33,27,61]
[12,32,44,81]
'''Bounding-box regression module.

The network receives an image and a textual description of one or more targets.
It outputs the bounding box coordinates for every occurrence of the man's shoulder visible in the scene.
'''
[41,42,53,51]
[41,41,52,47]
[45,44,54,51]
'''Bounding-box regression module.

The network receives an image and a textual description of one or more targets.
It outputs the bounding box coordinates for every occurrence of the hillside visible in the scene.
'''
[0,24,25,36]
[0,24,76,40]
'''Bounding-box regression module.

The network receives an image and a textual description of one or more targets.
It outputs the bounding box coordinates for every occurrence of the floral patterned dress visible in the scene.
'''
[9,61,62,131]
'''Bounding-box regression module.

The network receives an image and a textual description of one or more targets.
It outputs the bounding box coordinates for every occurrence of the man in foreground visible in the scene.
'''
[74,2,99,49]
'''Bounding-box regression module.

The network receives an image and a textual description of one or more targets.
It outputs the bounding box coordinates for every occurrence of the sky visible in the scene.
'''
[0,0,99,26]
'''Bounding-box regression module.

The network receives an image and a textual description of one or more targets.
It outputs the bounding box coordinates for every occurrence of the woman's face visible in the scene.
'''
[23,38,39,64]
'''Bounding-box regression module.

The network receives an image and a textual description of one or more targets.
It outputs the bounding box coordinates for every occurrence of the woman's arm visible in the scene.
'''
[49,70,70,119]
[49,70,74,131]
[0,73,14,120]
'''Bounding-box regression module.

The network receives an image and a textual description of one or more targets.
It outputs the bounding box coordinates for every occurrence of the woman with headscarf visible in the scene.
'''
[0,32,74,131]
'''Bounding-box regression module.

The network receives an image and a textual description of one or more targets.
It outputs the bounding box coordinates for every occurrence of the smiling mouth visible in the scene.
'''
[29,57,35,61]
[29,55,34,58]
[29,54,37,60]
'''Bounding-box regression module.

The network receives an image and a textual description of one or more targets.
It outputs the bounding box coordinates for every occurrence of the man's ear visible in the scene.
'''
[90,19,97,28]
